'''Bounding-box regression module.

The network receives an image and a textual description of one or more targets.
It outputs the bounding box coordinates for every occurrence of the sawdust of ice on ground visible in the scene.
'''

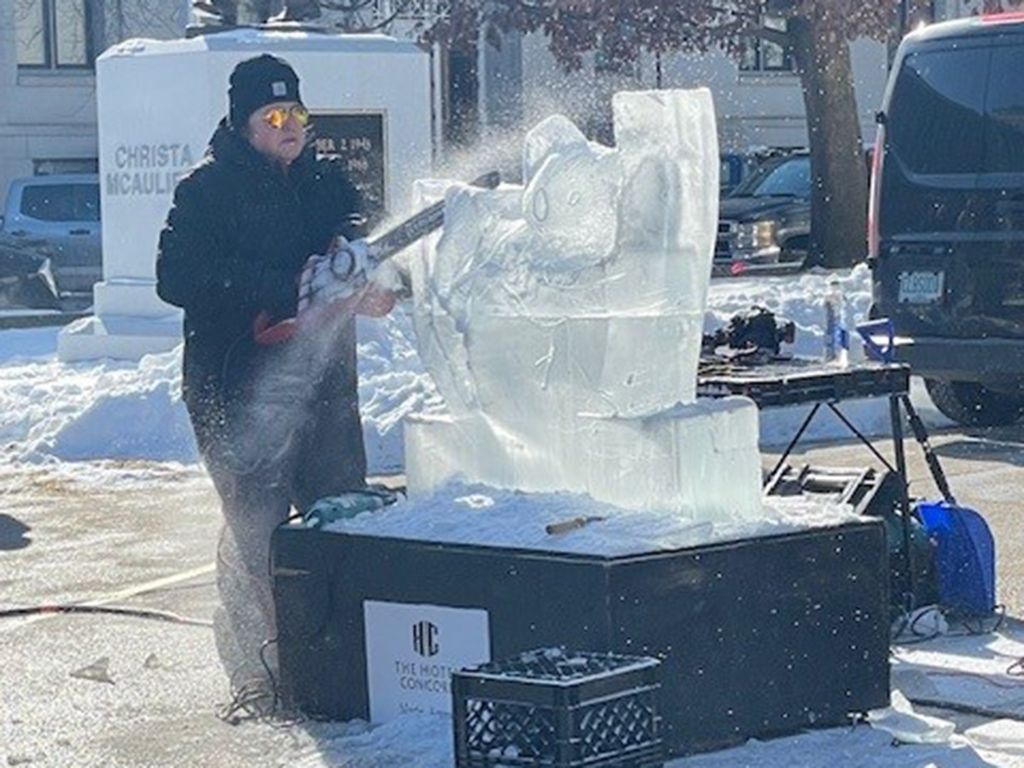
[285,704,1024,768]
[0,265,947,483]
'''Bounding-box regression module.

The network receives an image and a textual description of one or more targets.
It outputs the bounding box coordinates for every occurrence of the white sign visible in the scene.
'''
[105,142,196,198]
[364,600,490,722]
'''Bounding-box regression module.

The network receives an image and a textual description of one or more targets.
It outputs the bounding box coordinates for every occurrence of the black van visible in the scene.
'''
[869,12,1024,426]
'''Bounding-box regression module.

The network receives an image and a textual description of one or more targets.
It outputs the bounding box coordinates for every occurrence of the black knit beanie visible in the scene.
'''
[228,54,303,129]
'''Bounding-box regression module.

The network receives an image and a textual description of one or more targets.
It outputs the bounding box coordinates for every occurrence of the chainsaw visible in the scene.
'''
[253,170,501,345]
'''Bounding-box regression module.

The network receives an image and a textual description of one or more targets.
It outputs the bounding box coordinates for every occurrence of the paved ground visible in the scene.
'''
[0,300,91,330]
[1,419,1023,766]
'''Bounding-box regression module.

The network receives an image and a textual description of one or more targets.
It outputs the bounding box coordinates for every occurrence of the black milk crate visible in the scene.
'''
[452,648,663,768]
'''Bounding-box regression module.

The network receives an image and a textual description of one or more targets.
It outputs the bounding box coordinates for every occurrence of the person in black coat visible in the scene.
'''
[156,54,393,712]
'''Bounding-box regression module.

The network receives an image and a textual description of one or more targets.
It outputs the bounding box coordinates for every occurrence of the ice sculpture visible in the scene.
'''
[406,89,764,521]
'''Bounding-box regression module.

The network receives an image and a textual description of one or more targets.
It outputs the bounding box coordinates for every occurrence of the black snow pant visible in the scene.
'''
[185,325,366,687]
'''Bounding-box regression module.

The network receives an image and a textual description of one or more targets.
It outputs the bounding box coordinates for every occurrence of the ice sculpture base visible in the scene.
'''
[272,514,890,756]
[405,396,763,522]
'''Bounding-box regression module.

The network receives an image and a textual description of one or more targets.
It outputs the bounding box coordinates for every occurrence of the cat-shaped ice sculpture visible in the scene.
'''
[408,89,764,522]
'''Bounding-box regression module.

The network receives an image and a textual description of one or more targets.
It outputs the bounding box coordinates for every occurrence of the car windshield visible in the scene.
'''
[889,42,1024,174]
[729,155,810,198]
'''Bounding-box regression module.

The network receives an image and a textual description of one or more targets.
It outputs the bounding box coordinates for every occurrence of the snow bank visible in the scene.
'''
[0,309,440,474]
[0,331,195,464]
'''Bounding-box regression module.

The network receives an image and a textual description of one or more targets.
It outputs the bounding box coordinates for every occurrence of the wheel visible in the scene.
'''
[779,244,809,267]
[924,378,1024,427]
[781,238,818,269]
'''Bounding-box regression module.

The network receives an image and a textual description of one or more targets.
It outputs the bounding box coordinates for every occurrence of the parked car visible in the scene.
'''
[714,152,812,276]
[0,174,101,296]
[868,13,1024,426]
[0,234,60,310]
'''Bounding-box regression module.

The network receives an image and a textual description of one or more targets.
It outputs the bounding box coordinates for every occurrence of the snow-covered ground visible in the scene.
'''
[0,264,946,477]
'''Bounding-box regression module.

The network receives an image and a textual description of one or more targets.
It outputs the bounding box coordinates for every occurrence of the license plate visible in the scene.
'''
[898,270,944,304]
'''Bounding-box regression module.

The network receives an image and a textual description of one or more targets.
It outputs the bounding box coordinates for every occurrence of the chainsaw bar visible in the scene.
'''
[366,170,500,263]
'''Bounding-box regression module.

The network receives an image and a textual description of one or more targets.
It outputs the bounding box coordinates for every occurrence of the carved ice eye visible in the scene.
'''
[532,189,549,221]
[567,190,581,206]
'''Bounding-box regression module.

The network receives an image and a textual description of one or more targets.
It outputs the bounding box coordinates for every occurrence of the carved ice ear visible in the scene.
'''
[522,115,589,184]
[611,88,719,275]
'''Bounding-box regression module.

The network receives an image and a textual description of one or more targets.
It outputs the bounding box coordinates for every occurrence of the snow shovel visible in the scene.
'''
[916,500,996,619]
[899,396,995,619]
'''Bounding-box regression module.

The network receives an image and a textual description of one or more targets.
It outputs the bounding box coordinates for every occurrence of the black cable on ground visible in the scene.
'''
[0,604,212,627]
[958,606,1007,636]
[909,696,1024,724]
[891,605,1008,646]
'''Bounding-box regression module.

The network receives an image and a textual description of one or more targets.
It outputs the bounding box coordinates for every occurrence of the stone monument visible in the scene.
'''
[58,27,432,361]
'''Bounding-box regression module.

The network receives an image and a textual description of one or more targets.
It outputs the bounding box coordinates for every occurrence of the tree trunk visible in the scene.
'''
[789,13,868,268]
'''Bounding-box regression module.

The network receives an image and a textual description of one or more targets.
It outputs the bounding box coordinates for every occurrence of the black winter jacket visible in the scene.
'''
[157,121,362,445]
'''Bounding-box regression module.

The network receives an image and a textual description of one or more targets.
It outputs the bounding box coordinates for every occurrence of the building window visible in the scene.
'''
[739,15,794,73]
[15,0,93,69]
[33,158,99,175]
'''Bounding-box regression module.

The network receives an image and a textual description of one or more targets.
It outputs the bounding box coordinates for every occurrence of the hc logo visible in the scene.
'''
[412,620,439,657]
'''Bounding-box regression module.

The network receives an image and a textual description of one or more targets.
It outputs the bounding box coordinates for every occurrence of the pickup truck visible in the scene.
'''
[0,174,101,296]
[714,152,812,276]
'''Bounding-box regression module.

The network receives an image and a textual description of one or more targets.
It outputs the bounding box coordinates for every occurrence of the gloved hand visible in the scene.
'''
[297,237,377,314]
[353,282,397,318]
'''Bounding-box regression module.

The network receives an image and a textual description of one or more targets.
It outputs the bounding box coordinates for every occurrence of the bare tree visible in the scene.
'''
[98,0,189,42]
[423,0,901,268]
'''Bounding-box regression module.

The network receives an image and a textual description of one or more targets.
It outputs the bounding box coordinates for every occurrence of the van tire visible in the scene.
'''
[924,378,1024,427]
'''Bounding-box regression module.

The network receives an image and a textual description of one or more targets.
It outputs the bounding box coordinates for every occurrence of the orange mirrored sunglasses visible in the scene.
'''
[262,104,310,130]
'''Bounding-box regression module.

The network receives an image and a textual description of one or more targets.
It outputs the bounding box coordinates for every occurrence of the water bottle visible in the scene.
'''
[823,279,849,367]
